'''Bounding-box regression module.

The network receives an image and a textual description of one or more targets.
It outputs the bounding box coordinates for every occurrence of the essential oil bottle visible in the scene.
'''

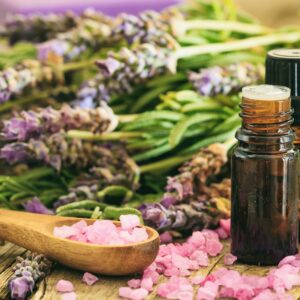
[231,85,299,265]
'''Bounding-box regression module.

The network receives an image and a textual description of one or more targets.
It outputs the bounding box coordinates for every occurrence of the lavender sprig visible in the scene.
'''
[113,9,180,49]
[53,144,140,208]
[1,103,118,142]
[0,59,61,104]
[1,11,78,45]
[139,143,231,233]
[189,62,264,96]
[74,43,175,107]
[8,252,52,300]
[38,18,111,63]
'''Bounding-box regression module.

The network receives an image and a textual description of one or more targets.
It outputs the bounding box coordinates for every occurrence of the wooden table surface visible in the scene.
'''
[1,241,300,300]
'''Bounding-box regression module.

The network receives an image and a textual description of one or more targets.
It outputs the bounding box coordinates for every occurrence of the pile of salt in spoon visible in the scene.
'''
[53,215,148,245]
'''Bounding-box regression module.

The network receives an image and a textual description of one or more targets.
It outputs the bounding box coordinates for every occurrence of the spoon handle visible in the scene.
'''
[0,209,57,252]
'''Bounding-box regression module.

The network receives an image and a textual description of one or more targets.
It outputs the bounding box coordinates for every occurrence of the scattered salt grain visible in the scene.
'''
[61,292,77,300]
[53,215,148,245]
[82,272,99,286]
[224,253,237,265]
[56,280,74,293]
[160,232,173,244]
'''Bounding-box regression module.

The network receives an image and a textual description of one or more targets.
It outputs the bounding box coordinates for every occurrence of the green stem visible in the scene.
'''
[140,155,192,173]
[61,59,95,72]
[175,31,300,59]
[67,130,147,141]
[172,19,271,37]
[118,114,139,123]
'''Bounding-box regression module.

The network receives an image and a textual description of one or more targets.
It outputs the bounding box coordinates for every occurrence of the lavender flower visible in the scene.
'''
[74,43,175,107]
[0,59,60,103]
[24,197,53,215]
[8,253,51,300]
[113,9,180,48]
[37,17,111,63]
[189,63,264,96]
[1,11,78,44]
[1,103,118,142]
[54,143,140,208]
[140,143,231,234]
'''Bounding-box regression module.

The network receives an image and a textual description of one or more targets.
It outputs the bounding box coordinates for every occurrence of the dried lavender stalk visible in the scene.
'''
[1,11,78,44]
[53,145,140,208]
[113,9,181,48]
[140,197,230,233]
[161,143,228,207]
[189,62,264,96]
[1,103,118,142]
[139,143,231,233]
[38,16,112,63]
[8,252,52,300]
[74,43,175,107]
[0,59,61,103]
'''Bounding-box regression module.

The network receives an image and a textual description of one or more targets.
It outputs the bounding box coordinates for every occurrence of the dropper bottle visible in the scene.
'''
[231,85,299,265]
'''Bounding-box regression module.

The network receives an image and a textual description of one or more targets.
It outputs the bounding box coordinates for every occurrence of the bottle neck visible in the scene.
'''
[236,96,295,153]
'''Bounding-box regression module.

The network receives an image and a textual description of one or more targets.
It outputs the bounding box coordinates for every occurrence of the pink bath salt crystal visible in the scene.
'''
[61,292,77,300]
[119,287,148,300]
[217,269,242,288]
[191,276,205,285]
[172,254,190,271]
[69,233,87,243]
[82,272,99,286]
[271,265,300,291]
[159,244,171,257]
[219,219,231,235]
[71,220,87,232]
[157,276,193,299]
[188,259,200,270]
[219,287,235,298]
[131,227,148,242]
[202,229,219,241]
[242,275,269,290]
[197,281,219,300]
[187,231,206,248]
[160,231,173,244]
[130,288,149,300]
[128,279,141,289]
[53,226,78,239]
[179,269,191,277]
[190,250,209,267]
[224,253,237,265]
[140,277,153,291]
[179,243,196,257]
[278,255,296,268]
[143,268,159,284]
[215,227,229,240]
[120,230,135,243]
[205,239,223,256]
[120,214,140,230]
[234,284,255,300]
[164,266,180,277]
[55,280,74,293]
[252,289,280,300]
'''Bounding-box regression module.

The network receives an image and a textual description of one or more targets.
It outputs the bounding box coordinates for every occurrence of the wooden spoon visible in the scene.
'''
[0,209,160,275]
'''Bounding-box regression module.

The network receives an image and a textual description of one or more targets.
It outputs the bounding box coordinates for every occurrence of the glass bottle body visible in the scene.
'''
[231,142,299,265]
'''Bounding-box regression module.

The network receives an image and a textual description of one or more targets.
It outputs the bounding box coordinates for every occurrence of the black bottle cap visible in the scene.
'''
[266,49,300,124]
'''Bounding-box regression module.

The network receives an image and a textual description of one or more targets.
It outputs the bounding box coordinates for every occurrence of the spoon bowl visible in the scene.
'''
[0,209,160,275]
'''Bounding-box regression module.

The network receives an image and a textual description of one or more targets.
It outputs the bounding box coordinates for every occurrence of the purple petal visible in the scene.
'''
[24,197,53,215]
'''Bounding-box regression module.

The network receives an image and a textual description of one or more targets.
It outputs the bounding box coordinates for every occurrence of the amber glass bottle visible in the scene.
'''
[231,85,299,265]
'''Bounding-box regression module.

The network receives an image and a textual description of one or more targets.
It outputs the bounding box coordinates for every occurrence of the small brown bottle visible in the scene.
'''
[231,85,299,265]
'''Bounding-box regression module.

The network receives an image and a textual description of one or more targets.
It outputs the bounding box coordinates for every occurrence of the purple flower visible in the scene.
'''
[98,57,122,76]
[9,276,34,300]
[37,40,68,61]
[24,197,53,215]
[0,143,29,163]
[2,112,41,141]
